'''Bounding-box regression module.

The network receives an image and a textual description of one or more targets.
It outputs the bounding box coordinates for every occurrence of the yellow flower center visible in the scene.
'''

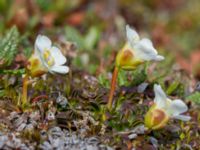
[43,50,55,66]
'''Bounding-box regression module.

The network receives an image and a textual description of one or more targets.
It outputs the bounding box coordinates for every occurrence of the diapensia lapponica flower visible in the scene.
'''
[145,84,191,130]
[116,25,164,70]
[107,25,165,110]
[27,35,69,77]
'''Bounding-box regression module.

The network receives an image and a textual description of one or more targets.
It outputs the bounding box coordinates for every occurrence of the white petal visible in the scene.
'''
[50,46,67,65]
[168,99,188,116]
[134,38,164,61]
[139,38,158,54]
[172,115,191,121]
[154,84,167,108]
[154,55,165,61]
[50,65,69,74]
[126,25,140,46]
[35,35,52,52]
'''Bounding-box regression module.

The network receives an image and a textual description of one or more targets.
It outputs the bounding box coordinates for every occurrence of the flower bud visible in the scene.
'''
[144,104,169,130]
[115,43,143,70]
[26,54,47,77]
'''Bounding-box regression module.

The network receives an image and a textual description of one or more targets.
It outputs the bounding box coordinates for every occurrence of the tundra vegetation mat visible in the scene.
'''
[0,0,200,149]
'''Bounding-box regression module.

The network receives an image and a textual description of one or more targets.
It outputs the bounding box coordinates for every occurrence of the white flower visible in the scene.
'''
[145,84,190,130]
[27,35,69,77]
[126,25,164,61]
[115,25,164,70]
[153,84,190,121]
[35,35,69,74]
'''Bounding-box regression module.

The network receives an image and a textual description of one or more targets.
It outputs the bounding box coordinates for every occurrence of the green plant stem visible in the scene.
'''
[107,66,119,110]
[22,74,29,105]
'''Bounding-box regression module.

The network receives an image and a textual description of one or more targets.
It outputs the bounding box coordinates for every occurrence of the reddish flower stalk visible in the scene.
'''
[107,67,119,110]
[31,95,49,103]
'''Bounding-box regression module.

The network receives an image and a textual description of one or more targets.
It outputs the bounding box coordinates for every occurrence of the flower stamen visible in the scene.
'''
[43,50,55,66]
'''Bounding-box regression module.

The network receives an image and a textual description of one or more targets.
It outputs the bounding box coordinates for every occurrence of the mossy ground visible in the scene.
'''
[0,0,200,149]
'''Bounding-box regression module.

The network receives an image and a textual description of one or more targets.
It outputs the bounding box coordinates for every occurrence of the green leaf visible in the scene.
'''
[20,32,32,58]
[98,74,110,88]
[65,26,84,49]
[36,0,52,11]
[118,69,128,86]
[84,27,100,51]
[23,47,32,58]
[186,92,200,105]
[0,26,19,67]
[0,90,5,97]
[0,68,25,75]
[166,81,180,95]
[0,0,11,14]
[131,66,147,86]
